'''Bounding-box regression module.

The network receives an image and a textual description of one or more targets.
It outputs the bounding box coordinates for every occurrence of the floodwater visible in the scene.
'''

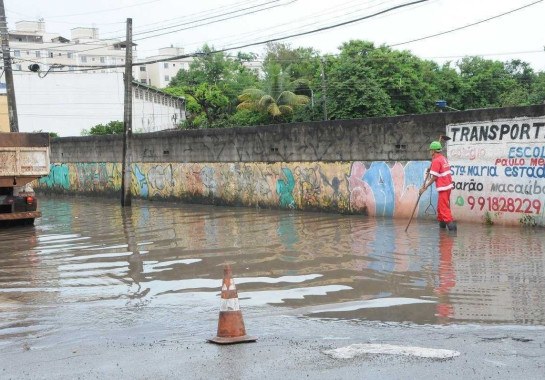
[1,196,544,348]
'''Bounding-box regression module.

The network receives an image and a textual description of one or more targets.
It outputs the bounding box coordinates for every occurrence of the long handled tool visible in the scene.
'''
[405,191,423,232]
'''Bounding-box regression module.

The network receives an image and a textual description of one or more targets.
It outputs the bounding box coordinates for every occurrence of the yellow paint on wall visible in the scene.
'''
[0,95,9,132]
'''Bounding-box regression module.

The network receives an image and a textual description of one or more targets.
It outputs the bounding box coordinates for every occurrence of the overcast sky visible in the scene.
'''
[6,0,545,71]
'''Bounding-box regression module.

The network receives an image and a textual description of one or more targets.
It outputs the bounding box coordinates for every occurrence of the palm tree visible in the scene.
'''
[237,62,310,121]
[237,88,309,119]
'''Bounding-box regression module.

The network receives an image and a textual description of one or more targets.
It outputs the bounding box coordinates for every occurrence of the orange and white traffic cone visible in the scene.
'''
[208,264,256,345]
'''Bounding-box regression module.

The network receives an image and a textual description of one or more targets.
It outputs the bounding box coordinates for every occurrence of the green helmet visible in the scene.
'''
[429,141,442,151]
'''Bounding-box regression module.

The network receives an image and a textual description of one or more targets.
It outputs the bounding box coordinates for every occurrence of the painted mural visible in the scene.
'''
[38,161,438,219]
[447,117,545,226]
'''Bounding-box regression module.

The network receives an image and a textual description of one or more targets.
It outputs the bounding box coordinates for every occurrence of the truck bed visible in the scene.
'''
[0,133,50,187]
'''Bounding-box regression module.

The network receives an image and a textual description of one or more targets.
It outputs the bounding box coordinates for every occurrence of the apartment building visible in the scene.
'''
[134,46,193,88]
[9,21,193,89]
[10,20,127,74]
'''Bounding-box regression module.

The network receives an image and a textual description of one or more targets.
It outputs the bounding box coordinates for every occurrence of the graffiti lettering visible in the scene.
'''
[530,158,545,166]
[450,165,466,176]
[453,180,483,192]
[504,166,545,179]
[489,180,545,196]
[449,146,486,160]
[450,122,545,142]
[467,195,541,214]
[466,166,498,177]
[508,146,545,159]
[494,158,525,166]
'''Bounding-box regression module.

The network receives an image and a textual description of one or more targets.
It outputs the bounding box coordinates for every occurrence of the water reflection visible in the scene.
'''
[0,196,544,345]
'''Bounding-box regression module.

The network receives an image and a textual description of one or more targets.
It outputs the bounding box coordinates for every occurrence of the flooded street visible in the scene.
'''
[1,196,545,379]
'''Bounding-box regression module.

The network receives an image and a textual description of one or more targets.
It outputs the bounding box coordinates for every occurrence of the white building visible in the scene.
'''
[9,20,127,74]
[9,21,193,89]
[13,71,185,137]
[4,21,185,136]
[134,46,193,88]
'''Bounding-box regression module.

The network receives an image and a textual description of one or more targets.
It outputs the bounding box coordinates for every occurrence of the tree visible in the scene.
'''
[529,72,545,105]
[237,88,309,122]
[325,41,394,118]
[168,44,259,128]
[456,56,519,109]
[81,121,124,135]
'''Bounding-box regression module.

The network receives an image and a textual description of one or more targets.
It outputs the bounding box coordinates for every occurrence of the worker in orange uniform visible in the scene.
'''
[419,141,457,232]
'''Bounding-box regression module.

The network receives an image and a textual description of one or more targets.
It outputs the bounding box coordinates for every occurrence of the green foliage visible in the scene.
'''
[229,109,269,127]
[82,121,124,136]
[167,44,259,128]
[237,88,309,122]
[165,41,543,129]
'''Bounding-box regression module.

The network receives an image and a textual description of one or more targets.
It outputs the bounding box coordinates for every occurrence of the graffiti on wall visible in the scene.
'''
[447,117,545,225]
[348,161,433,217]
[37,160,437,218]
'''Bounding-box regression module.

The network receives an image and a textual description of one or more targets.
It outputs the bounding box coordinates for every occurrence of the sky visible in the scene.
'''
[6,0,545,71]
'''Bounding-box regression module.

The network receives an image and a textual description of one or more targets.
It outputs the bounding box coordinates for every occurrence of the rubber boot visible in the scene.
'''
[447,221,457,232]
[439,221,447,229]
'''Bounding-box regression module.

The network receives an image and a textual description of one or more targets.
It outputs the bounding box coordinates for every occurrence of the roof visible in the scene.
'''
[131,80,185,101]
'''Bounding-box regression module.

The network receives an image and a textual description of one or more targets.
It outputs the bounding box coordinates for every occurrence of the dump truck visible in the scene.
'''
[0,132,50,225]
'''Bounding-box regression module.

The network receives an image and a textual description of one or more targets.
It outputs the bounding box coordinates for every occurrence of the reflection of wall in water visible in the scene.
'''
[450,232,545,323]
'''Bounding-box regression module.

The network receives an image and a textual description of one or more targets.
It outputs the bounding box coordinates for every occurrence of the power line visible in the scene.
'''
[133,0,431,68]
[45,0,163,19]
[18,0,293,55]
[67,1,297,55]
[389,0,543,47]
[100,0,264,36]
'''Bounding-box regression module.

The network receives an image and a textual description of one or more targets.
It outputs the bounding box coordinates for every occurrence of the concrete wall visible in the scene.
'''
[37,104,545,225]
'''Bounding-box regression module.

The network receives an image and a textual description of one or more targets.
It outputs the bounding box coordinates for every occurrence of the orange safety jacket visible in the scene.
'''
[430,153,453,192]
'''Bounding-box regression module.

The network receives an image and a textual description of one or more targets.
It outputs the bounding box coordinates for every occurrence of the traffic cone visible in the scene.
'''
[208,264,256,345]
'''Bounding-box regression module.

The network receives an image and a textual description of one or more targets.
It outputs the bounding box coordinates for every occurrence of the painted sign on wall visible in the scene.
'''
[447,117,545,226]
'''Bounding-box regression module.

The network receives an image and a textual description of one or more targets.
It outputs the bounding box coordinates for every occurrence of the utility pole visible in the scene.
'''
[320,57,327,121]
[121,18,133,207]
[0,0,18,132]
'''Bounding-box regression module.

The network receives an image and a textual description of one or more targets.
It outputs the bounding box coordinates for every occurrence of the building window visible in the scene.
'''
[15,64,22,71]
[49,52,53,58]
[67,52,73,59]
[100,57,105,63]
[139,66,146,72]
[35,51,41,58]
[92,57,95,61]
[164,75,170,82]
[14,50,20,57]
[163,63,168,69]
[58,53,62,56]
[140,79,147,84]
[81,56,87,63]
